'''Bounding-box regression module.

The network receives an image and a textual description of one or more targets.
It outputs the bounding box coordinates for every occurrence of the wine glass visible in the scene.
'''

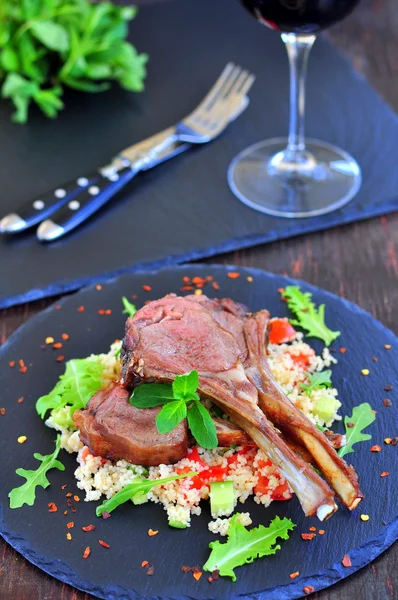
[228,0,362,218]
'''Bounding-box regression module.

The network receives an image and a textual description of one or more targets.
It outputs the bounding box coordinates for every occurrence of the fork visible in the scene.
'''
[34,63,255,241]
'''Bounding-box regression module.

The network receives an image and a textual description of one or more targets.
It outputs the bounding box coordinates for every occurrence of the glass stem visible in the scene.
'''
[282,33,316,159]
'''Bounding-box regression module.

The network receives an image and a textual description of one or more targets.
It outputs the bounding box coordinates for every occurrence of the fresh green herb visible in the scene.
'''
[338,403,376,459]
[114,346,121,359]
[0,1,147,123]
[299,370,332,395]
[203,514,295,581]
[36,358,103,419]
[122,296,137,318]
[96,472,197,517]
[130,371,218,449]
[282,286,340,346]
[9,435,65,509]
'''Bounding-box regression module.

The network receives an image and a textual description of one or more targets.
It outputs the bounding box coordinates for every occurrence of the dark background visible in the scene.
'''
[1,0,397,599]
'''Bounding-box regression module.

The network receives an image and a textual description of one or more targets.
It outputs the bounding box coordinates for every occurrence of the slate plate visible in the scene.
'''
[0,264,397,600]
[1,0,398,309]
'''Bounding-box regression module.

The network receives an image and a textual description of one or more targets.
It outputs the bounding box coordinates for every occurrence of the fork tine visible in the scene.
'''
[193,63,236,113]
[208,65,243,106]
[238,73,256,97]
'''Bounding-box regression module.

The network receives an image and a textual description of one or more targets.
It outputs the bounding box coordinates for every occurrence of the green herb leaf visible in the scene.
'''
[36,358,104,419]
[30,21,69,53]
[9,435,65,509]
[156,400,187,434]
[338,403,376,459]
[187,401,218,450]
[121,296,136,317]
[282,286,340,346]
[130,384,175,408]
[203,515,295,581]
[96,472,198,517]
[172,370,199,401]
[299,370,332,395]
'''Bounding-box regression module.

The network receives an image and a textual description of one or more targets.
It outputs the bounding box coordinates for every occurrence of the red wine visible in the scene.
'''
[240,0,361,34]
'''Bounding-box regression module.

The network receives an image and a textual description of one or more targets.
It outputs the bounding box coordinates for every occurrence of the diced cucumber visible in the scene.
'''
[314,397,340,423]
[210,480,235,517]
[168,520,188,529]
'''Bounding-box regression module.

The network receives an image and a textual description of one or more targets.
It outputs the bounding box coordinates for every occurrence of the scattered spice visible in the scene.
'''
[17,397,24,403]
[208,569,220,583]
[301,533,316,541]
[73,495,80,502]
[370,445,381,452]
[247,276,253,282]
[361,369,370,376]
[96,285,102,291]
[318,530,325,535]
[19,359,27,373]
[77,306,85,313]
[45,337,54,344]
[105,309,112,315]
[17,436,27,444]
[9,361,15,368]
[277,287,285,294]
[66,492,73,497]
[339,347,347,354]
[342,554,352,568]
[384,438,392,445]
[82,524,95,532]
[66,522,74,529]
[82,546,91,559]
[346,422,355,428]
[146,564,155,576]
[193,571,202,581]
[309,526,316,532]
[227,272,240,279]
[360,514,370,522]
[384,344,391,350]
[56,356,65,362]
[48,502,58,513]
[61,484,67,490]
[0,408,6,416]
[53,342,63,349]
[211,281,220,290]
[101,511,111,520]
[54,305,61,310]
[371,356,378,362]
[147,529,159,537]
[391,437,398,446]
[64,511,68,515]
[61,333,70,340]
[142,285,152,292]
[383,399,392,407]
[380,472,390,477]
[141,560,149,568]
[384,385,393,391]
[289,571,300,579]
[98,540,110,549]
[303,586,315,595]
[66,533,72,541]
[66,499,77,513]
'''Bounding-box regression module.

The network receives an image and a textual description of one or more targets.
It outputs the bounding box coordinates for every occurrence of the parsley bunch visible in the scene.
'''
[0,0,148,123]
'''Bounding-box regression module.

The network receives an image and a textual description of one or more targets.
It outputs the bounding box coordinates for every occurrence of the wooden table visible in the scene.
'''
[1,0,397,598]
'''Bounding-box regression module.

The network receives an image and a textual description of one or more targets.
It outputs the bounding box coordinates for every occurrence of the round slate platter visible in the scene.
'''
[0,264,397,600]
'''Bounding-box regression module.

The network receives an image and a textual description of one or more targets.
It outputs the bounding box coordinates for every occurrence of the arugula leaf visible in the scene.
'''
[36,358,104,419]
[96,472,197,517]
[30,21,69,52]
[187,401,218,450]
[299,370,332,395]
[203,515,295,581]
[121,296,136,317]
[172,371,199,401]
[9,435,65,509]
[156,400,187,434]
[338,403,376,458]
[282,286,340,346]
[130,384,175,408]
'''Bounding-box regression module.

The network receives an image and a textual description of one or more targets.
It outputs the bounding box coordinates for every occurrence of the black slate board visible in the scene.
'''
[0,264,397,599]
[1,0,398,309]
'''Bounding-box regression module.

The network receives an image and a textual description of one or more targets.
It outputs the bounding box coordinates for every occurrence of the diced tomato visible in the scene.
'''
[257,458,272,469]
[271,481,293,501]
[199,466,227,482]
[254,475,270,495]
[186,447,206,466]
[290,352,311,369]
[269,318,296,344]
[80,447,90,462]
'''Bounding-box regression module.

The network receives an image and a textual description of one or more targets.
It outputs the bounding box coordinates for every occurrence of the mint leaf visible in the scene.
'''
[187,401,218,450]
[96,472,197,517]
[30,21,69,53]
[36,358,103,419]
[299,370,332,395]
[130,384,175,408]
[156,400,187,434]
[338,403,376,459]
[173,370,199,401]
[9,435,65,509]
[121,296,136,317]
[282,286,340,346]
[203,515,295,581]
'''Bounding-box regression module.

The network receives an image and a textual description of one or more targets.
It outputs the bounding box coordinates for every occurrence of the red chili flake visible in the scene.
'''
[147,529,158,536]
[342,554,352,567]
[227,272,240,279]
[384,344,392,350]
[98,309,105,315]
[77,306,85,313]
[82,524,95,532]
[73,495,80,502]
[66,522,74,529]
[82,546,91,559]
[181,285,193,291]
[98,540,110,549]
[61,484,67,490]
[105,309,112,315]
[246,276,253,282]
[56,356,65,362]
[385,385,393,391]
[193,571,202,581]
[183,276,190,283]
[391,437,398,446]
[101,511,111,520]
[370,445,382,452]
[54,305,61,310]
[132,295,137,300]
[277,287,285,294]
[9,361,15,368]
[53,342,63,349]
[301,533,316,541]
[0,408,6,416]
[371,356,378,362]
[318,530,325,535]
[64,511,68,516]
[205,276,213,282]
[61,333,70,341]
[146,564,155,576]
[19,360,27,373]
[192,276,205,286]
[309,526,317,532]
[381,472,390,477]
[289,571,300,579]
[383,399,392,407]
[303,586,315,595]
[66,492,73,497]
[346,422,355,428]
[339,347,347,354]
[181,566,192,573]
[211,281,220,290]
[142,285,152,292]
[17,397,24,403]
[141,560,149,568]
[96,285,102,291]
[66,499,77,513]
[48,502,58,513]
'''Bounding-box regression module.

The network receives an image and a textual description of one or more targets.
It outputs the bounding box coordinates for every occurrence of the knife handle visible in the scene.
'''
[36,165,137,241]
